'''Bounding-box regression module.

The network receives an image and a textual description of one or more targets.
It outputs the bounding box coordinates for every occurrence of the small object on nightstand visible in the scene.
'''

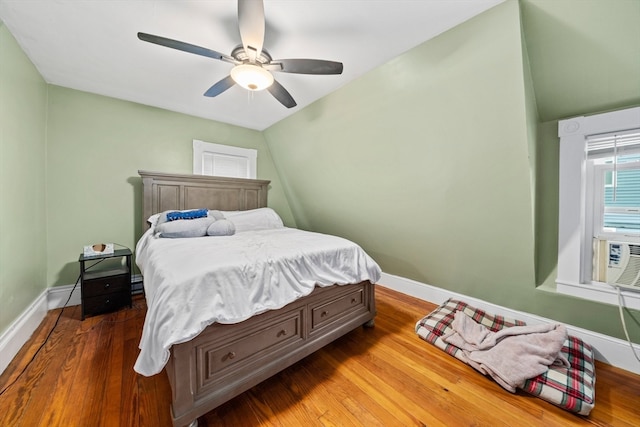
[83,243,114,257]
[79,248,132,320]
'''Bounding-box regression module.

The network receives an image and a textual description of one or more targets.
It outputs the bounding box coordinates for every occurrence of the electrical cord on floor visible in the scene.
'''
[0,248,135,397]
[0,275,80,398]
[615,286,640,363]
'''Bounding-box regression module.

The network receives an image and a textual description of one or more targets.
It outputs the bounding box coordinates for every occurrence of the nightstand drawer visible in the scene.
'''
[83,291,130,316]
[82,274,129,298]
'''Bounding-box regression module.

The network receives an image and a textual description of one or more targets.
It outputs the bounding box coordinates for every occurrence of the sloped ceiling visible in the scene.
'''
[2,1,638,128]
[521,0,640,122]
[0,0,504,131]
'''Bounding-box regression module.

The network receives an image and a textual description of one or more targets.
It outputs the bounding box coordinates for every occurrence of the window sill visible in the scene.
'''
[556,280,640,311]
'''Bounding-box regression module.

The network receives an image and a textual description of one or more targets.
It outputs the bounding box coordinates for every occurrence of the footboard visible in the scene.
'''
[165,281,376,427]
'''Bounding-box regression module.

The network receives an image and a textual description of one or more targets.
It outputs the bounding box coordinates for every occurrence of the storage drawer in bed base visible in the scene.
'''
[165,281,376,427]
[196,306,305,393]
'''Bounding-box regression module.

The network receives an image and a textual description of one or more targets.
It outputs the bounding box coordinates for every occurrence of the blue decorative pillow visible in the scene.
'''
[166,209,208,221]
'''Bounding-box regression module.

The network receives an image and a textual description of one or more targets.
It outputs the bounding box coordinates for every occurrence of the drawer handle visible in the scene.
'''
[104,283,110,289]
[321,310,329,317]
[223,351,236,361]
[351,298,357,304]
[105,299,110,304]
[277,329,287,337]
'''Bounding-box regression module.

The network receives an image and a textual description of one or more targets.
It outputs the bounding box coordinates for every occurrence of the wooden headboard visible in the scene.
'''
[139,170,270,231]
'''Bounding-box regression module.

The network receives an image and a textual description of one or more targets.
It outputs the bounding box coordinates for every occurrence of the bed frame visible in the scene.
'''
[138,171,376,427]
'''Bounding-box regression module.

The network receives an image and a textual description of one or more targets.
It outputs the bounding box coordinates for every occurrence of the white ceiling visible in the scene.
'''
[0,0,503,131]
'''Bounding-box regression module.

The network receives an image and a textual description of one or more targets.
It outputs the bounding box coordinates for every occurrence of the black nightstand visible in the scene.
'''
[79,248,132,320]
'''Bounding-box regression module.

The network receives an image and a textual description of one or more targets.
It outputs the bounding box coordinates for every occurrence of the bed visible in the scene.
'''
[135,170,381,427]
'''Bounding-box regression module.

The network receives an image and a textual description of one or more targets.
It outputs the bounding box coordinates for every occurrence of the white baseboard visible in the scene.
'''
[379,272,640,376]
[0,290,48,376]
[47,283,82,309]
[0,274,143,376]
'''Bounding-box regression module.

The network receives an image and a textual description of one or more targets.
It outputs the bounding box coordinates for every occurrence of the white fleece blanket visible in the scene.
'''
[442,311,569,392]
[134,227,381,376]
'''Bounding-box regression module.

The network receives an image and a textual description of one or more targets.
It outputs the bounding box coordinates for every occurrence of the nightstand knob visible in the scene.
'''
[105,299,110,304]
[104,283,110,289]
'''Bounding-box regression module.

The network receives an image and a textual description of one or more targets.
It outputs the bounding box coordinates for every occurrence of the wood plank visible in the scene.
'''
[37,305,90,427]
[307,356,399,426]
[102,309,128,426]
[0,308,61,426]
[77,317,113,426]
[6,305,82,426]
[119,302,148,427]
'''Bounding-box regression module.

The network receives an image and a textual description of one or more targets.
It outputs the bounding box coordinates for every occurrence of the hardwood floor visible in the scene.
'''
[1,286,639,427]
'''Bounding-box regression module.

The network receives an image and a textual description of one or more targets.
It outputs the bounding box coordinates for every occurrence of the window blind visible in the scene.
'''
[202,152,250,178]
[587,129,640,159]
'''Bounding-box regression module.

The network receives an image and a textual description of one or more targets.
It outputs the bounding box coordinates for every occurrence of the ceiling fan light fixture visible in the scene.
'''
[230,64,274,91]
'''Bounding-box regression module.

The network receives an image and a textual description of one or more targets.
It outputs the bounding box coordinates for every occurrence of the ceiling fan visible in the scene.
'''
[137,0,343,109]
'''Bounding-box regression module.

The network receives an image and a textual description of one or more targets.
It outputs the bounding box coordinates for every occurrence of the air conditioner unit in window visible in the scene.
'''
[606,241,640,291]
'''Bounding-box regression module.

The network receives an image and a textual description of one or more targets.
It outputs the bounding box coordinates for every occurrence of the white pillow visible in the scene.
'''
[147,213,161,227]
[207,219,236,236]
[155,217,215,238]
[223,208,284,233]
[208,210,225,220]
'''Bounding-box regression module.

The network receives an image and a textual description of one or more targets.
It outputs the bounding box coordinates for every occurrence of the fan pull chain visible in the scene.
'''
[613,134,618,202]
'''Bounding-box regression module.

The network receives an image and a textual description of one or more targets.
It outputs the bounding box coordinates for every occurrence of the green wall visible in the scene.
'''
[520,3,539,282]
[521,0,640,122]
[0,22,48,335]
[264,0,639,341]
[265,0,536,302]
[45,86,294,286]
[535,119,560,287]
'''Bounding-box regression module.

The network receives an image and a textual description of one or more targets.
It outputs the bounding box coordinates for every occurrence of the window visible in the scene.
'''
[557,107,640,309]
[192,139,257,179]
[588,134,640,240]
[586,131,640,284]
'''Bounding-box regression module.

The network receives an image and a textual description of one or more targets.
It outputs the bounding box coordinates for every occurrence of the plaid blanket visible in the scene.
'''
[415,298,596,415]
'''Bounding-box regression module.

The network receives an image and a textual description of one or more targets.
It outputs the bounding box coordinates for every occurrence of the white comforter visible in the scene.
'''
[134,227,381,376]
